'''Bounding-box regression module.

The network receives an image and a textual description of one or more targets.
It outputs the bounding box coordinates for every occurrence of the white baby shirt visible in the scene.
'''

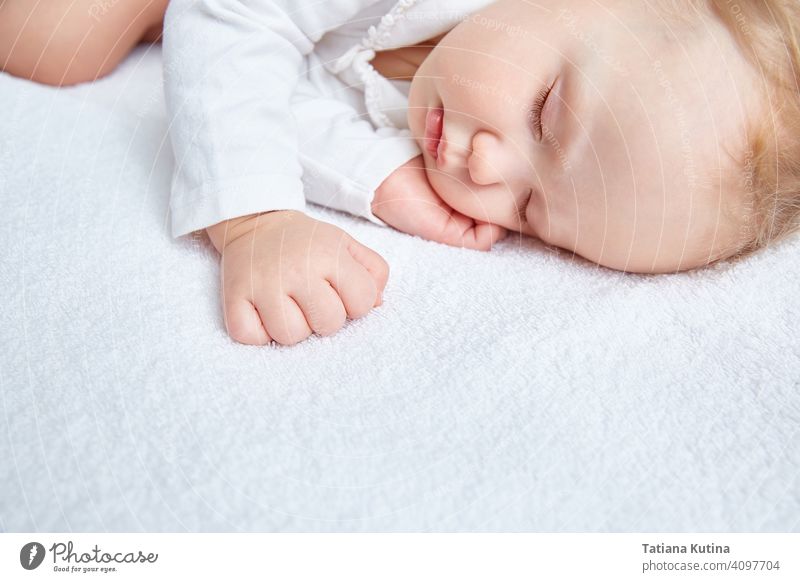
[163,0,492,238]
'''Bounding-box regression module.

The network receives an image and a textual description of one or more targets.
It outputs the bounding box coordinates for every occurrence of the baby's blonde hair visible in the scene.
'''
[709,0,800,261]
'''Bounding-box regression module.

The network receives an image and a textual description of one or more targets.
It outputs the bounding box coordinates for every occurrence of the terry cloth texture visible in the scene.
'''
[0,46,798,532]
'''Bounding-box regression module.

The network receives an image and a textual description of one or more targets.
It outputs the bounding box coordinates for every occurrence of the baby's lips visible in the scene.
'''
[424,106,444,159]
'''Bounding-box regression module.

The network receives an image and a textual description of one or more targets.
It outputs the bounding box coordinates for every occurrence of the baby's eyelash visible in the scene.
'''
[529,84,554,141]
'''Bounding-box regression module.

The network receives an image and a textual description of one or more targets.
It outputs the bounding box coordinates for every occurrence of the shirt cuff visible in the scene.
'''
[169,174,307,238]
[347,131,421,227]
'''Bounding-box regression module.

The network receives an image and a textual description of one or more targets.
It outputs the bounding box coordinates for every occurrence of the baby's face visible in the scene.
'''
[407,0,759,272]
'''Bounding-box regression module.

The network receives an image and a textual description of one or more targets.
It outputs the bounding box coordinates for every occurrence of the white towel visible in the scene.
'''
[1,46,798,532]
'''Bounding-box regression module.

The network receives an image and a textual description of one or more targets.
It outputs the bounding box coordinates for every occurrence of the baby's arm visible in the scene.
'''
[290,74,421,227]
[163,0,390,345]
[163,0,399,237]
[289,75,506,250]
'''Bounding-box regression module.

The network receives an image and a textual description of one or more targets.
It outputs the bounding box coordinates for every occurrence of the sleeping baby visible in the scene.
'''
[2,0,798,346]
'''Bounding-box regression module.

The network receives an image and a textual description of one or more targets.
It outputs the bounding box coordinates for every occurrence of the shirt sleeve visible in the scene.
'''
[291,75,422,228]
[162,0,387,238]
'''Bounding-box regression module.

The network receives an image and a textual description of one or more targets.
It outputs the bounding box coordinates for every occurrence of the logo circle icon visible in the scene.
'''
[20,542,46,570]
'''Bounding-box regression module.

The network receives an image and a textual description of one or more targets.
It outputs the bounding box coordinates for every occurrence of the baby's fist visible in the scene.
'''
[372,154,507,251]
[207,210,388,346]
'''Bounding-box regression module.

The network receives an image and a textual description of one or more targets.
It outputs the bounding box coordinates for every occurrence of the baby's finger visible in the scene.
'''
[465,221,508,251]
[290,283,347,337]
[327,257,380,319]
[257,295,313,346]
[433,211,481,247]
[223,299,273,346]
[346,239,390,303]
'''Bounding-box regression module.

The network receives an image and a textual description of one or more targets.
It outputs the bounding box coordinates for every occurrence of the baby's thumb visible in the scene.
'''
[347,239,390,305]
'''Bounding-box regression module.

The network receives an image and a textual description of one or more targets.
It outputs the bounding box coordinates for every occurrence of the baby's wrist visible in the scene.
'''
[205,210,302,252]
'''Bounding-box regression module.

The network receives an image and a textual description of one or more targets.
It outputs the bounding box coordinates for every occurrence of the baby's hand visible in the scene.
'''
[371,154,507,250]
[206,210,388,346]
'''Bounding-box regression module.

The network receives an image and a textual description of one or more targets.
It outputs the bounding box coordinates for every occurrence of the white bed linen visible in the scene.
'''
[1,46,798,532]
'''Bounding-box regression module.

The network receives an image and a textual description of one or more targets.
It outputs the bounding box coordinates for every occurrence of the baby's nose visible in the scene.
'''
[468,131,507,186]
